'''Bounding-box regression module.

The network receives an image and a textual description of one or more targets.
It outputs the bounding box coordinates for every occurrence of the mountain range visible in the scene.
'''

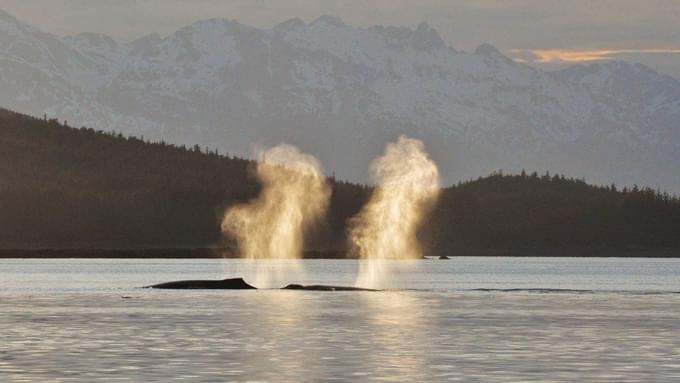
[1,9,679,190]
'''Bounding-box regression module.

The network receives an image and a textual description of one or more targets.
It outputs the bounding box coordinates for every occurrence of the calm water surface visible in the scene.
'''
[1,257,680,382]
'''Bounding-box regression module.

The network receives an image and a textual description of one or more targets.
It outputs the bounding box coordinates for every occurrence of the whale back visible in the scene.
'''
[146,277,257,289]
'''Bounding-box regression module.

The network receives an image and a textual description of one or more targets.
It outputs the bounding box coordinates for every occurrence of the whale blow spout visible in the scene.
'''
[350,135,440,289]
[146,277,257,289]
[221,144,331,288]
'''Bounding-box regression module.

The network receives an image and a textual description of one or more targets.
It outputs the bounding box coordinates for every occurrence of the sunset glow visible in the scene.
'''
[510,48,680,63]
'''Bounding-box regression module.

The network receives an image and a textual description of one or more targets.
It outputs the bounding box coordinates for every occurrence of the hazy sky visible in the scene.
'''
[2,0,679,77]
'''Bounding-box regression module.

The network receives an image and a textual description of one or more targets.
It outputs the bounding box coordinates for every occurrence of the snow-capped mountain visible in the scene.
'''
[1,9,679,190]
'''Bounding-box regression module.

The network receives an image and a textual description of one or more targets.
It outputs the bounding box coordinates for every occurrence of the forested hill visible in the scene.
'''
[1,108,679,256]
[423,172,680,256]
[0,108,368,249]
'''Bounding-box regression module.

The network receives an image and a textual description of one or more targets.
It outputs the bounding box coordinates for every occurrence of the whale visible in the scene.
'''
[146,277,256,289]
[145,277,378,291]
[282,284,378,291]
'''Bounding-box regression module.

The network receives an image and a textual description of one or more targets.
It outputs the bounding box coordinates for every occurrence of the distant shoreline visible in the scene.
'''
[1,248,679,258]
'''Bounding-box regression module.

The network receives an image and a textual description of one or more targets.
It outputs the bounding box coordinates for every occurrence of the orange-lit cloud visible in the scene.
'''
[509,49,680,64]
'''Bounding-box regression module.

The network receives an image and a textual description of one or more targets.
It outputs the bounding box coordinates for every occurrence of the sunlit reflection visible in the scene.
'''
[245,291,309,377]
[360,291,428,380]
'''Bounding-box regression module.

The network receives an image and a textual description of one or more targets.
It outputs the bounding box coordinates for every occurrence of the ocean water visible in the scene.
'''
[1,257,680,382]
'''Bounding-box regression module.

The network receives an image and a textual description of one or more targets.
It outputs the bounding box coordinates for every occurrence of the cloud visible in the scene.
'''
[509,49,680,64]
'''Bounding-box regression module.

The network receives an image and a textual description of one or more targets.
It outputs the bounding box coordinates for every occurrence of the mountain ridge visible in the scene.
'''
[1,9,679,190]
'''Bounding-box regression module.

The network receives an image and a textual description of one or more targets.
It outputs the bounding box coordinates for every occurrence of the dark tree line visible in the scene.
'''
[1,108,679,256]
[0,108,369,249]
[423,171,680,256]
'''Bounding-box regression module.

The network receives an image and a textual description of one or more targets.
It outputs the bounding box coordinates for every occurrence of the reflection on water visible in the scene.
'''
[2,291,679,382]
[1,258,680,381]
[247,291,308,377]
[363,292,427,381]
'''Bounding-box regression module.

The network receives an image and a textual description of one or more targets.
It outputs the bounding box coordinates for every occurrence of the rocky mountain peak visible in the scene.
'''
[412,21,445,50]
[274,18,305,31]
[312,15,346,28]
